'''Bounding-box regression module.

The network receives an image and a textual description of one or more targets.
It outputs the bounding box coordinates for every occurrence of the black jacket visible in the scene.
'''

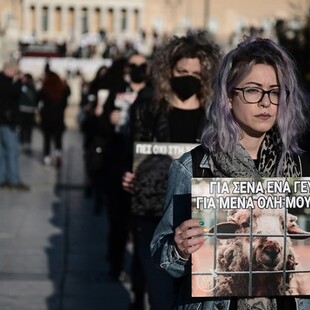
[127,98,206,171]
[0,72,22,128]
[130,99,205,143]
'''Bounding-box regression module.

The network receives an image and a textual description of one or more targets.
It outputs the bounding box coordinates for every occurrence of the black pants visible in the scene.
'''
[19,113,35,144]
[105,180,131,278]
[43,129,63,156]
[131,215,178,310]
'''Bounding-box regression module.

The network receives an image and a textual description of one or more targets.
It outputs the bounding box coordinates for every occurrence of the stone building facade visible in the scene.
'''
[0,0,309,128]
[18,0,310,41]
[0,0,309,56]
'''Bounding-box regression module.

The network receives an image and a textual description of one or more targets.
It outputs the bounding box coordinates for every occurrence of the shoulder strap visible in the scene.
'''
[191,145,207,177]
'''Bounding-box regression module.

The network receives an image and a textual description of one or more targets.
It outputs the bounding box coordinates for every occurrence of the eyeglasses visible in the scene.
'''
[233,87,280,105]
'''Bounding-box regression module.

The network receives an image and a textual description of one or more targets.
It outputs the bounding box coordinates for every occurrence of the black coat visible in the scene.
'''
[0,72,22,128]
[126,98,206,170]
[130,98,205,143]
[38,84,70,132]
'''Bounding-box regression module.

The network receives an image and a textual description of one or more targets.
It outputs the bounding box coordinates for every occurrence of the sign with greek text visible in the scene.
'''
[191,177,310,298]
[133,142,198,171]
[131,142,198,216]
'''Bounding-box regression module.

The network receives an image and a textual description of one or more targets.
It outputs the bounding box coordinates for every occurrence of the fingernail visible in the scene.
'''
[199,220,204,226]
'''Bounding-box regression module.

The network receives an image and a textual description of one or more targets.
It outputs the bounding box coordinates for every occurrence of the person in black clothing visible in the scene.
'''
[18,73,38,152]
[97,53,153,283]
[0,61,29,190]
[80,64,109,135]
[37,70,71,168]
[122,30,221,309]
[81,58,127,208]
[79,64,110,198]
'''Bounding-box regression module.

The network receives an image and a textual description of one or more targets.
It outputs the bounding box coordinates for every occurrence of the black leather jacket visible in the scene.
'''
[130,98,206,143]
[127,97,206,171]
[0,72,22,128]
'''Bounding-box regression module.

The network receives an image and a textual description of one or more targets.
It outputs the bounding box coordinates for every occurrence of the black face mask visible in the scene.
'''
[170,75,201,101]
[129,63,147,83]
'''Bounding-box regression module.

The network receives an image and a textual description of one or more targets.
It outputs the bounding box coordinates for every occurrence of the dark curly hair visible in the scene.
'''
[151,30,222,110]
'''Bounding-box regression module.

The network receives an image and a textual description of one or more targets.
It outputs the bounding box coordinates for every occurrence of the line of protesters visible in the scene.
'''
[79,25,310,309]
[78,29,222,310]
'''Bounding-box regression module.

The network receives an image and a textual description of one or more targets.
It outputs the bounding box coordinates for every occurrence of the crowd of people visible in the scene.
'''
[2,24,310,310]
[77,25,310,310]
[77,29,221,309]
[0,60,71,190]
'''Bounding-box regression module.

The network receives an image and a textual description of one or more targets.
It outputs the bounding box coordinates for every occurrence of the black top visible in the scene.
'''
[168,107,205,143]
[0,72,22,128]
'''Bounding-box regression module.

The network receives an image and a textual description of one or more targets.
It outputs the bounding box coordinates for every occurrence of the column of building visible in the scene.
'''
[21,2,145,49]
[22,1,30,35]
[61,5,68,40]
[74,5,82,44]
[48,5,54,37]
[113,6,121,38]
[100,7,107,32]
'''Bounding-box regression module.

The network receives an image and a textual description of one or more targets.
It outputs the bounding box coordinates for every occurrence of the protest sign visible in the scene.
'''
[131,142,198,216]
[191,177,310,297]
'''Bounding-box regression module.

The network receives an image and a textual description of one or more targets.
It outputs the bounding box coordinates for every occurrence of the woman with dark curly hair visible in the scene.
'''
[151,30,221,115]
[122,30,222,310]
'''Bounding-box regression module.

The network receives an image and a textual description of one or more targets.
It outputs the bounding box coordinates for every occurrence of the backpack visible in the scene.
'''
[190,144,212,177]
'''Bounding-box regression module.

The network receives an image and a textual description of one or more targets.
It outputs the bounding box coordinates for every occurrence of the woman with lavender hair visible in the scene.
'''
[150,36,310,309]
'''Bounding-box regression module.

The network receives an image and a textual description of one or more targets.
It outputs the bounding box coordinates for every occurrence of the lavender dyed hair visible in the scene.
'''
[201,36,308,154]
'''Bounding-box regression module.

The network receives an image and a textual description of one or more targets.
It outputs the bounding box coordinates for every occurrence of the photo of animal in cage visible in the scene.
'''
[191,177,310,298]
